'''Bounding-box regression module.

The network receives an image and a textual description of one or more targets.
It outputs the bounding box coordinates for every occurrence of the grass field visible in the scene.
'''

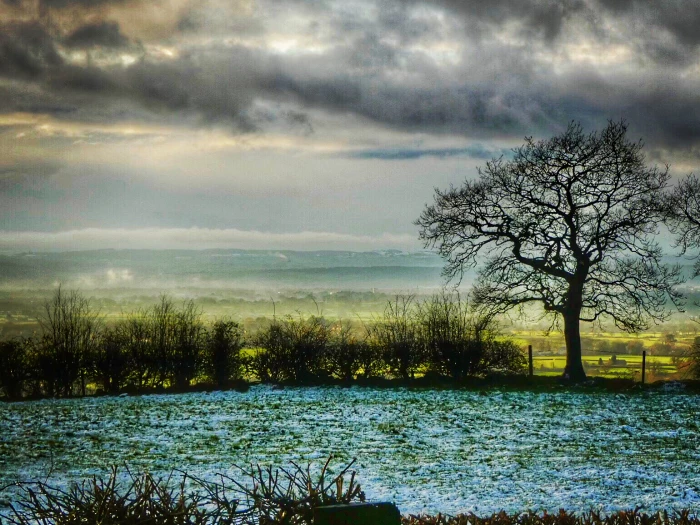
[2,386,699,515]
[532,354,682,378]
[510,327,692,379]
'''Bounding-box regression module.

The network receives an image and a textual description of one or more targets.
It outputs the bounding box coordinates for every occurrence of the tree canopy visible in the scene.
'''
[417,121,684,380]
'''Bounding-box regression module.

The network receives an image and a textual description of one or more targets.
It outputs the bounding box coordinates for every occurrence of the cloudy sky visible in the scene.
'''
[1,0,700,252]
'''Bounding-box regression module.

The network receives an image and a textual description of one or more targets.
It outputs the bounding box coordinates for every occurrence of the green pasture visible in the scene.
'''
[532,354,681,378]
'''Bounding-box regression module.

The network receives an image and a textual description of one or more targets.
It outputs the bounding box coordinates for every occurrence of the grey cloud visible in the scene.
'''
[2,0,700,153]
[597,0,700,44]
[403,0,589,42]
[0,161,62,200]
[596,0,632,10]
[252,1,700,148]
[0,38,268,129]
[264,40,545,137]
[546,70,700,149]
[119,48,268,128]
[424,0,700,67]
[0,161,61,179]
[64,21,129,48]
[40,0,130,8]
[176,4,265,36]
[348,145,513,160]
[0,22,63,79]
[375,4,433,44]
[51,64,119,93]
[2,0,133,12]
[594,0,700,64]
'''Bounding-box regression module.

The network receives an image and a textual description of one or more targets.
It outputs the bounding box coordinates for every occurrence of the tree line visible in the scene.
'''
[0,288,525,400]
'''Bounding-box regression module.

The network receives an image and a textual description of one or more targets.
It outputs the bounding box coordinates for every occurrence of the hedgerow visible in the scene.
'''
[0,289,525,400]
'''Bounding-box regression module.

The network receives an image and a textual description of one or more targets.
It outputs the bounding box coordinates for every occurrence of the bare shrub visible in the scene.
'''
[249,315,330,383]
[37,286,102,397]
[325,320,371,381]
[371,295,423,379]
[417,292,526,380]
[219,455,365,524]
[0,338,31,400]
[2,468,225,525]
[91,326,130,394]
[1,456,364,525]
[170,299,206,390]
[204,319,244,388]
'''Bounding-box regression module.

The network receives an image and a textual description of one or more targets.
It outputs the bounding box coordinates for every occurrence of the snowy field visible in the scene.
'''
[1,386,699,515]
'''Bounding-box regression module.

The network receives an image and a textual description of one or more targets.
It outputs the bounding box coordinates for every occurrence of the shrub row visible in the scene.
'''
[0,289,525,400]
[1,457,698,525]
[247,293,525,383]
[0,290,244,399]
[404,510,700,525]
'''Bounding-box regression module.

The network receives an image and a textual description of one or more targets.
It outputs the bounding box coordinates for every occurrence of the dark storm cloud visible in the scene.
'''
[0,22,62,79]
[590,0,700,66]
[262,32,550,137]
[0,37,268,129]
[2,0,700,153]
[597,0,700,46]
[0,0,133,13]
[51,63,120,93]
[263,0,700,149]
[64,21,128,48]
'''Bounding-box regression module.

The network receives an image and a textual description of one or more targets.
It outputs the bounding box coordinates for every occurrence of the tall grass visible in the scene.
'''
[0,457,365,525]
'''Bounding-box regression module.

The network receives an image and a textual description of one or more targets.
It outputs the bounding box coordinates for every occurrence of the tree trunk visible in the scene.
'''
[562,311,586,381]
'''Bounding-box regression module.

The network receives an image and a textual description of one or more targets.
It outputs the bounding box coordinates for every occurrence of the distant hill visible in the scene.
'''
[0,249,456,292]
[2,249,696,297]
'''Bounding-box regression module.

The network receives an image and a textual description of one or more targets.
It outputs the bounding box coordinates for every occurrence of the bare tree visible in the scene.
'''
[663,173,700,377]
[371,295,423,379]
[148,295,178,388]
[120,311,152,390]
[170,299,205,389]
[38,286,102,396]
[417,121,683,381]
[664,173,700,275]
[326,320,369,381]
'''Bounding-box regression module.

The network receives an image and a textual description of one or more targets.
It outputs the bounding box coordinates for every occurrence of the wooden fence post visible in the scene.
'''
[528,345,533,377]
[642,350,646,385]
